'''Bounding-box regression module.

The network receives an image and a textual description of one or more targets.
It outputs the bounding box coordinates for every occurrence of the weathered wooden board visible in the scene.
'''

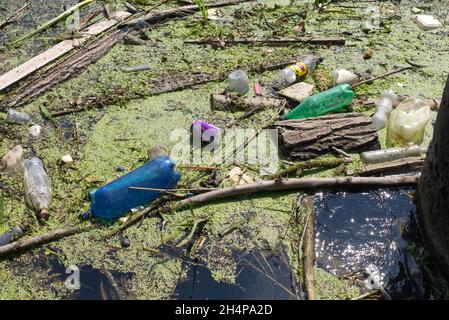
[0,11,131,92]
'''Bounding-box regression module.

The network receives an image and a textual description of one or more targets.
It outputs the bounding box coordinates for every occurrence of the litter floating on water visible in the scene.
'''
[361,145,423,165]
[22,157,52,220]
[228,69,250,95]
[89,156,181,220]
[414,14,442,31]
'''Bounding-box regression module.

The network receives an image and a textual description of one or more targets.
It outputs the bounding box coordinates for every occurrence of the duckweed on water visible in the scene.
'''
[1,0,448,299]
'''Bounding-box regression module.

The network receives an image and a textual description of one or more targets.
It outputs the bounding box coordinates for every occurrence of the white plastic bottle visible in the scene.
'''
[228,70,250,96]
[371,89,398,130]
[22,157,52,220]
[276,55,321,89]
[361,145,422,164]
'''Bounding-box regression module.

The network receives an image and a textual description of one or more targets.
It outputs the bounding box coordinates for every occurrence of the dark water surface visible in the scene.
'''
[314,188,426,299]
[173,189,426,300]
[41,189,425,300]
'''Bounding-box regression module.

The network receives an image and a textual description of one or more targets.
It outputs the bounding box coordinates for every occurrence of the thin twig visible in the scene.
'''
[129,186,218,192]
[351,66,418,88]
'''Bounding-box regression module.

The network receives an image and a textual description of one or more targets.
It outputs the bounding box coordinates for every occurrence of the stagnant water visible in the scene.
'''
[314,188,426,300]
[42,189,425,299]
[173,188,426,300]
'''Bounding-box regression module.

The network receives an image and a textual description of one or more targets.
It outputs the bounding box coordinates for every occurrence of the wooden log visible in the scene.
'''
[274,113,380,160]
[210,94,285,112]
[417,73,449,281]
[357,157,424,177]
[301,196,317,300]
[0,11,132,93]
[177,176,418,208]
[109,175,419,237]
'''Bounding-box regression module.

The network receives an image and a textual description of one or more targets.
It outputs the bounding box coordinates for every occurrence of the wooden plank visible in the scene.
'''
[0,11,131,92]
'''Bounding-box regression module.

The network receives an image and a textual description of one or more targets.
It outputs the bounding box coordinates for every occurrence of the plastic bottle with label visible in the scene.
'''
[276,55,322,89]
[281,84,355,120]
[386,97,431,147]
[371,89,398,130]
[22,157,52,219]
[90,156,181,220]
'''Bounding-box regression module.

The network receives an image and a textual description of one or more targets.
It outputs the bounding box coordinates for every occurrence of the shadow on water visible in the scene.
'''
[173,247,299,300]
[314,188,428,299]
[47,256,133,300]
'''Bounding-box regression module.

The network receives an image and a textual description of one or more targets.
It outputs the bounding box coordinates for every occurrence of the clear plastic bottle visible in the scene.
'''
[387,97,431,147]
[22,157,52,219]
[371,90,398,130]
[0,226,25,246]
[276,55,322,89]
[228,70,250,96]
[361,145,422,165]
[6,109,31,124]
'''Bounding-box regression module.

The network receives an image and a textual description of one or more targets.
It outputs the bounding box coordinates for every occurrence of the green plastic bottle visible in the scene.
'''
[281,84,355,120]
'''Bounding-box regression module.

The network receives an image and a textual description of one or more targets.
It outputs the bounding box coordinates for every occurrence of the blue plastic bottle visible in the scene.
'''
[90,156,181,219]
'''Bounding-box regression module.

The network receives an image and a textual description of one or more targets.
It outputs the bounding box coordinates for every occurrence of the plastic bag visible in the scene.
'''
[387,97,431,147]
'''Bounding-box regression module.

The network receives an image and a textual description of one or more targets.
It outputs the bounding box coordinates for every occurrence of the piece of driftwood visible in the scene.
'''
[0,226,91,259]
[357,157,424,177]
[210,94,285,112]
[0,11,132,93]
[275,113,380,160]
[301,196,317,300]
[0,3,31,30]
[121,0,254,27]
[109,176,419,237]
[176,176,418,209]
[1,30,129,109]
[185,36,346,47]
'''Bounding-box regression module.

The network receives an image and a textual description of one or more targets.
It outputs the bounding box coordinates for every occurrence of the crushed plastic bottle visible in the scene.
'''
[89,156,181,220]
[22,157,52,219]
[228,70,250,95]
[276,55,322,89]
[372,89,398,130]
[6,109,31,124]
[0,226,25,246]
[281,84,354,120]
[387,97,431,147]
[361,145,422,165]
